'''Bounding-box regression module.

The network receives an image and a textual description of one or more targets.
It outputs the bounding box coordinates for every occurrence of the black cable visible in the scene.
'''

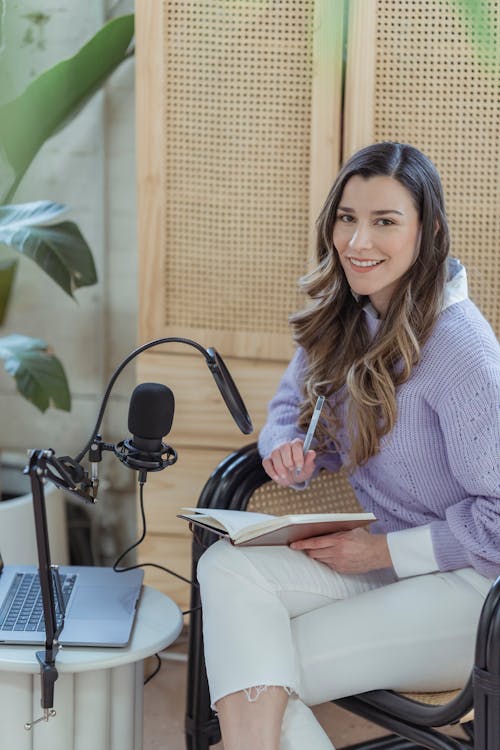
[113,481,197,587]
[182,606,202,615]
[144,653,162,685]
[111,482,203,680]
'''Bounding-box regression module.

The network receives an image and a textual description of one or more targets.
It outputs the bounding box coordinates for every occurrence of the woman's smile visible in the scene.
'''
[347,257,385,271]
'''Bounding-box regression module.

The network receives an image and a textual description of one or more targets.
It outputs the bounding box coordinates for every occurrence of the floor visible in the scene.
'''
[143,630,468,749]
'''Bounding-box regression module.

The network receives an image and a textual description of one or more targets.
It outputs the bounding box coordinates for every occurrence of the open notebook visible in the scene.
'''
[0,553,143,647]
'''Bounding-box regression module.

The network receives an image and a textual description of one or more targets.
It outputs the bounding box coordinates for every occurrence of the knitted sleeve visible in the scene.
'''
[257,348,341,473]
[430,364,500,578]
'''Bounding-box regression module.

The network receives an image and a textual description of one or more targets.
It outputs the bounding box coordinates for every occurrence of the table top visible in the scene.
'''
[0,586,183,673]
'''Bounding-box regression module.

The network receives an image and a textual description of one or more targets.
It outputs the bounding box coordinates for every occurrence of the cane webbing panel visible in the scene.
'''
[162,0,316,335]
[247,469,361,516]
[372,0,500,335]
[399,690,474,724]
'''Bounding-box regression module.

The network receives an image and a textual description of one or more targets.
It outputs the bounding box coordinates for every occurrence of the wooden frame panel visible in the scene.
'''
[136,0,345,358]
[342,0,377,158]
[136,0,166,341]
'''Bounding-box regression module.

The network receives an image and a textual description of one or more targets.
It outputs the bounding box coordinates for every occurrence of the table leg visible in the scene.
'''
[74,669,111,749]
[135,660,145,750]
[110,662,139,750]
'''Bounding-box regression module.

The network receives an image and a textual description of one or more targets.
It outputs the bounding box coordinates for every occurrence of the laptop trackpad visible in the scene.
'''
[69,587,135,620]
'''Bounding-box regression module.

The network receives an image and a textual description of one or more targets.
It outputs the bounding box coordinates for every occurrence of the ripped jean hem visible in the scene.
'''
[212,685,297,713]
[244,685,296,702]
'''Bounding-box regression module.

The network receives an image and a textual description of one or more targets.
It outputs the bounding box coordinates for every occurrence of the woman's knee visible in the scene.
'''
[197,540,278,599]
[197,539,239,586]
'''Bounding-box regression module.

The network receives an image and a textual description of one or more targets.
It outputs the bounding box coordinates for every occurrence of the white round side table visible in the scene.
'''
[0,586,183,750]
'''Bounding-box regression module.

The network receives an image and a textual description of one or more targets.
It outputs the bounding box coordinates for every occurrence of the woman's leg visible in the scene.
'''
[292,568,490,705]
[198,539,489,747]
[215,690,335,750]
[215,686,288,750]
[197,539,395,749]
[197,540,394,703]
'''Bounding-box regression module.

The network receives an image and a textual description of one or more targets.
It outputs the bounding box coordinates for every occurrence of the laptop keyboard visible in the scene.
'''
[0,572,76,632]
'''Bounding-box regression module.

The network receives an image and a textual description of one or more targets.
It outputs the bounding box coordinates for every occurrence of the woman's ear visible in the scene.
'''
[434,220,440,237]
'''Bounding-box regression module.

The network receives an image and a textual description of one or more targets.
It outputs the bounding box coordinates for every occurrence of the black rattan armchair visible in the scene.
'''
[185,443,500,750]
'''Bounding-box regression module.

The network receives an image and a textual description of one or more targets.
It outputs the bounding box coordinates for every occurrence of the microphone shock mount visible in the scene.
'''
[114,439,178,473]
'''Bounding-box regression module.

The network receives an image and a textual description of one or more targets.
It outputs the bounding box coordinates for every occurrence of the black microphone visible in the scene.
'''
[115,382,177,475]
[128,382,175,453]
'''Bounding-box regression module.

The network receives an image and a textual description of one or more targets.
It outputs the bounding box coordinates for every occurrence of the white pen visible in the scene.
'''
[302,395,325,454]
[295,395,325,476]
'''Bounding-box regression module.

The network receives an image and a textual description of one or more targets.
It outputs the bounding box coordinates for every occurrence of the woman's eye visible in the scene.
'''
[337,214,353,223]
[376,218,394,226]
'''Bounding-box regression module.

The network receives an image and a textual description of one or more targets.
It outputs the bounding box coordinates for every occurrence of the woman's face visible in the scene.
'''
[332,175,421,316]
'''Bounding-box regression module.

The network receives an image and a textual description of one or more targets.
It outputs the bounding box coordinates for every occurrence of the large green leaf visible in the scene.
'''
[0,201,97,297]
[0,334,71,412]
[0,14,134,203]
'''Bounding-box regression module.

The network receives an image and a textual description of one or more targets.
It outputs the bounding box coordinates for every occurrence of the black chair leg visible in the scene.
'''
[185,539,221,750]
[473,581,500,750]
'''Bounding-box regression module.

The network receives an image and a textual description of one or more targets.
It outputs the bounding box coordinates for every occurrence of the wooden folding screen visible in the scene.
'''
[135,0,345,608]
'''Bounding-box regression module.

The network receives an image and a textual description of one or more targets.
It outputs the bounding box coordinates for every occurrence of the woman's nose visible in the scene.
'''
[348,224,373,251]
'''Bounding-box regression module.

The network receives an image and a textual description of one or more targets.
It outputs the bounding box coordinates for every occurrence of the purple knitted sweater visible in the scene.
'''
[258,262,500,579]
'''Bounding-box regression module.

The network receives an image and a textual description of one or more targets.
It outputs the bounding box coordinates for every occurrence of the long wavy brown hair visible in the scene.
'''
[291,142,450,468]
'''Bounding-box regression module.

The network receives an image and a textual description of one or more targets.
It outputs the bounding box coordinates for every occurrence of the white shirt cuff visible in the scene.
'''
[386,525,439,578]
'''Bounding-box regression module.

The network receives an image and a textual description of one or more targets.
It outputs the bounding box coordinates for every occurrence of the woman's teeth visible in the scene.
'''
[349,258,383,268]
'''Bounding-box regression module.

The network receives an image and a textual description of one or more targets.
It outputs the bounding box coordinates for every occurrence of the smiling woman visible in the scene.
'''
[197,142,500,750]
[292,142,449,467]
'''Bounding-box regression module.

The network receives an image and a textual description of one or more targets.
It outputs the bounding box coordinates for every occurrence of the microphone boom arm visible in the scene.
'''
[74,337,252,465]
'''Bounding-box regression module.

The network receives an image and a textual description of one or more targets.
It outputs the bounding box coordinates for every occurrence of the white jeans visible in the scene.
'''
[197,540,491,747]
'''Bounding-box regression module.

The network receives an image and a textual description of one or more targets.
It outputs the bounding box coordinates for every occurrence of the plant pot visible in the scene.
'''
[0,460,69,566]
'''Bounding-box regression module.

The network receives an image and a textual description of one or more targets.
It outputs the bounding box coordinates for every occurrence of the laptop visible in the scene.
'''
[0,553,144,647]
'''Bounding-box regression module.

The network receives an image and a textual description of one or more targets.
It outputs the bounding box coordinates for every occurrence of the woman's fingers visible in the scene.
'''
[262,440,316,486]
[295,449,316,481]
[291,439,306,473]
[290,529,392,574]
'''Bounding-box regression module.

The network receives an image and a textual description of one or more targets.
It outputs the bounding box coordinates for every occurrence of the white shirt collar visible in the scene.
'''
[361,257,468,323]
[443,258,468,310]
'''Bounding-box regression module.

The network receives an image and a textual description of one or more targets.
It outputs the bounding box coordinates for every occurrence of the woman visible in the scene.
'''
[197,142,500,750]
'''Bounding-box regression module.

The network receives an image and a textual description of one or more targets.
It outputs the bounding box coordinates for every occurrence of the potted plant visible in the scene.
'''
[0,14,134,562]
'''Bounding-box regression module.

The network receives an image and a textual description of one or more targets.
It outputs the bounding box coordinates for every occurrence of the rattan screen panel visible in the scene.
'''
[371,0,499,334]
[162,0,317,335]
[247,469,361,516]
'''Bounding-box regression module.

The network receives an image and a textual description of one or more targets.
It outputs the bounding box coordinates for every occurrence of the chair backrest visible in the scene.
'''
[248,469,362,516]
[197,442,362,519]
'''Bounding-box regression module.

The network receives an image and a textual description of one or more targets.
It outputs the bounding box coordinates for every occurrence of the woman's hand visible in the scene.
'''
[262,438,316,487]
[290,527,393,574]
